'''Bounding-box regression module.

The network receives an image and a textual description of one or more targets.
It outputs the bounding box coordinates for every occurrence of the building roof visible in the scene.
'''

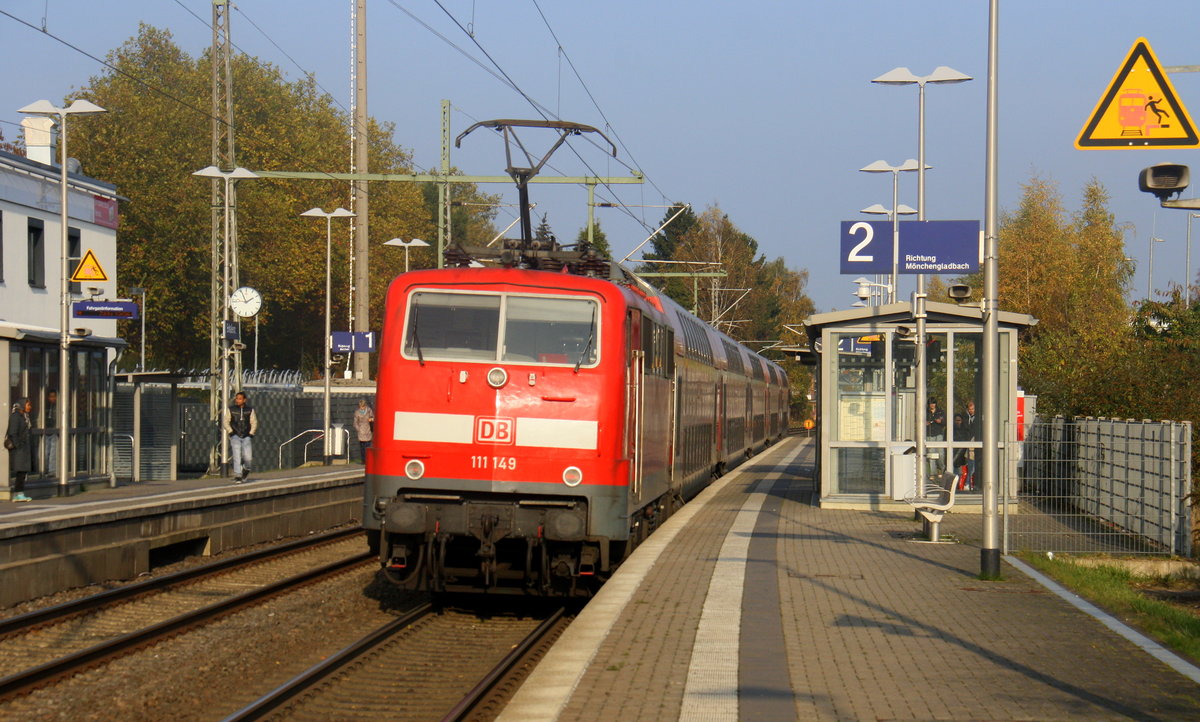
[0,321,126,349]
[0,148,120,199]
[803,300,1037,339]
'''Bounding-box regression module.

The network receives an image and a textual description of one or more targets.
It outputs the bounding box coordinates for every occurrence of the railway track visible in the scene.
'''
[0,528,372,700]
[227,604,571,721]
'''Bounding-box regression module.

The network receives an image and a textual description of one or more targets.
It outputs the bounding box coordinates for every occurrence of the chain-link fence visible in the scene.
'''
[114,382,376,479]
[1004,417,1192,557]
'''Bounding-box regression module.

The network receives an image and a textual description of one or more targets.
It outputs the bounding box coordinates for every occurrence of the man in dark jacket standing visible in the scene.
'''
[224,392,258,483]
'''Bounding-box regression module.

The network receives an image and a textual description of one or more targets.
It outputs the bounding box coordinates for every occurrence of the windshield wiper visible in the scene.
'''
[574,305,597,373]
[411,306,425,366]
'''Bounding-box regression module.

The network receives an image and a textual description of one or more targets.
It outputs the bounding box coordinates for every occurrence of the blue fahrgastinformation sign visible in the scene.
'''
[73,300,139,319]
[840,220,980,275]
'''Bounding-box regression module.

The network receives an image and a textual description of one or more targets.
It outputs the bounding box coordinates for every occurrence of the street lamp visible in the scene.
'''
[1149,236,1166,300]
[857,152,919,304]
[128,287,147,371]
[193,166,258,477]
[1188,214,1200,303]
[860,202,917,305]
[18,98,106,497]
[871,66,972,508]
[302,207,355,465]
[383,237,430,272]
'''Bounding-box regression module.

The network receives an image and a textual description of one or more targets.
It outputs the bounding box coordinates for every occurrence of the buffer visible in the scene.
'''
[1076,37,1199,149]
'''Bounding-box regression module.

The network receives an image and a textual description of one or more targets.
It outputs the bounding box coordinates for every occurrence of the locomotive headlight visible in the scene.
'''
[487,367,508,388]
[562,466,583,487]
[404,459,426,480]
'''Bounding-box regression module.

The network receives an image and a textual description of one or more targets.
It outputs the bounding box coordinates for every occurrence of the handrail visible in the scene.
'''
[278,427,352,468]
[279,429,323,469]
[113,434,134,480]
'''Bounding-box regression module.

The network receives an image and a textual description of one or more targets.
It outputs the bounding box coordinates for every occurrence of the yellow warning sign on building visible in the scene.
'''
[1077,38,1199,149]
[70,249,109,282]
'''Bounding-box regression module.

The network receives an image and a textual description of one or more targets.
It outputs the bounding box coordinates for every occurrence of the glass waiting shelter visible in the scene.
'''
[804,301,1035,509]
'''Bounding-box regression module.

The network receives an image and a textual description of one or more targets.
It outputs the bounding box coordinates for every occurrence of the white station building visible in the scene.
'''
[1,118,123,498]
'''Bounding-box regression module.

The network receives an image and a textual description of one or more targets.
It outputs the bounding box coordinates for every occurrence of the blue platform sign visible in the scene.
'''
[840,220,980,275]
[839,220,891,274]
[72,300,139,319]
[223,320,240,340]
[331,331,376,353]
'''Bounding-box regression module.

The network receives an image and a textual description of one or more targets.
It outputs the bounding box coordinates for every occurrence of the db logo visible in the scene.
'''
[474,416,515,444]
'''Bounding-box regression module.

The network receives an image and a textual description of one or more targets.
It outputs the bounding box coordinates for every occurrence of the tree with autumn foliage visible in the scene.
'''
[955,177,1133,416]
[65,25,494,372]
[647,205,815,419]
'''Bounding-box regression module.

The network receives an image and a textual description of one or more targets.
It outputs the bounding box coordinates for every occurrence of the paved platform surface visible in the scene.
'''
[502,436,1200,721]
[0,464,363,525]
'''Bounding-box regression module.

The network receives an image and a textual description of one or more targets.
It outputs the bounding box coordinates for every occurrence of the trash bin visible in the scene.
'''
[329,423,346,457]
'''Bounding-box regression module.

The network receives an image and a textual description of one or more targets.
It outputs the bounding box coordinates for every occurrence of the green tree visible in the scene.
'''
[639,203,697,305]
[575,220,611,258]
[67,25,488,372]
[958,176,1132,416]
[418,173,500,252]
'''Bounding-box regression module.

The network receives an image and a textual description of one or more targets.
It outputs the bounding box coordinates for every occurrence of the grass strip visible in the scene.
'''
[1019,552,1200,664]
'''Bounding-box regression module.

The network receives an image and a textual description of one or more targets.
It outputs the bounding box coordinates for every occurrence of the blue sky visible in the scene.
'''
[4,1,1200,322]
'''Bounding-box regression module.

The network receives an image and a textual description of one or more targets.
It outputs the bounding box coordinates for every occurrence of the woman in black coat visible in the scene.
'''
[7,398,33,502]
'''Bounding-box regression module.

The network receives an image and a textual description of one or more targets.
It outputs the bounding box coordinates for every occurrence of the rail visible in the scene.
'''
[0,542,372,700]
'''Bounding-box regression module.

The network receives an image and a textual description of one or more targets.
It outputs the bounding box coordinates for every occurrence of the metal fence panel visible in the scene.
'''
[1005,417,1191,557]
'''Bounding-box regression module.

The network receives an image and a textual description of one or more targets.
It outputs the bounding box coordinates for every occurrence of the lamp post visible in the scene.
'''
[18,99,106,497]
[128,287,147,371]
[859,196,918,304]
[383,237,430,272]
[302,207,355,465]
[1188,214,1200,303]
[1148,236,1166,300]
[193,166,258,476]
[871,66,972,511]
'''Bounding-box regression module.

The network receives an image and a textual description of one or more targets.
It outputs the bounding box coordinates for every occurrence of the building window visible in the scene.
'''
[68,227,81,295]
[27,218,45,288]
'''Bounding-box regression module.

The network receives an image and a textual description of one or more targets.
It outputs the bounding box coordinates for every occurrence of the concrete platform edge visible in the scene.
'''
[1005,554,1200,684]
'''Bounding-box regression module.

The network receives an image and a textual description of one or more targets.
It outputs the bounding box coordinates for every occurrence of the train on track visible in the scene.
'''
[363,118,789,595]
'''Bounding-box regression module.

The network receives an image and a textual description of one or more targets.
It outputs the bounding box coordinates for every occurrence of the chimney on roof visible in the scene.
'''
[21,116,56,165]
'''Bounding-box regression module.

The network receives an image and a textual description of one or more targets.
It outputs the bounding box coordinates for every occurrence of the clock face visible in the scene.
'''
[230,287,262,318]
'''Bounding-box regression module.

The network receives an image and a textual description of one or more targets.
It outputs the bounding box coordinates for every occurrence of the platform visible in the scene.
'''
[0,465,363,608]
[500,436,1200,721]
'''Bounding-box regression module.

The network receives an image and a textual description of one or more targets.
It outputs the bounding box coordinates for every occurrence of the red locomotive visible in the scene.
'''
[363,242,789,595]
[364,118,788,594]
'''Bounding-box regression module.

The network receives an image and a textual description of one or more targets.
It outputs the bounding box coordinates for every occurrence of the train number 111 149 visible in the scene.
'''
[471,455,517,470]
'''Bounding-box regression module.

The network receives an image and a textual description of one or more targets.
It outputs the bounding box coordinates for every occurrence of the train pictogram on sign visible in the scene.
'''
[1077,37,1199,149]
[69,249,109,282]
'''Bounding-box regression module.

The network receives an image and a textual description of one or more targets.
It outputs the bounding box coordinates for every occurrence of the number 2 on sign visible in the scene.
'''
[847,222,875,262]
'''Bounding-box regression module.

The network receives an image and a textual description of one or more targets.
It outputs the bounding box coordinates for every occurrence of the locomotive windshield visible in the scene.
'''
[404,291,599,367]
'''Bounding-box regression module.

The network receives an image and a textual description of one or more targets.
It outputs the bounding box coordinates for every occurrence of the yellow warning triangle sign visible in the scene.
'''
[1077,38,1199,149]
[70,249,109,282]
